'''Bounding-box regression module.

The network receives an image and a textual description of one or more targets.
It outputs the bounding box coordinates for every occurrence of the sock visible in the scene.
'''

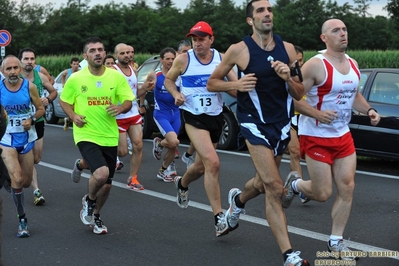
[33,188,40,196]
[86,195,97,206]
[234,194,245,208]
[76,159,83,171]
[18,213,26,221]
[283,249,294,261]
[11,188,25,217]
[185,152,192,158]
[177,178,188,191]
[94,213,100,220]
[329,235,343,246]
[214,212,224,224]
[160,166,167,171]
[291,179,300,194]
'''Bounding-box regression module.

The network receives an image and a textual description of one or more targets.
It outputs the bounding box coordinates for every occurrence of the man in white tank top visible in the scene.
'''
[283,19,380,261]
[112,43,155,190]
[165,21,238,237]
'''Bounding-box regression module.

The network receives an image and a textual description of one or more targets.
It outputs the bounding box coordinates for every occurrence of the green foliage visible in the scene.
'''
[303,50,399,68]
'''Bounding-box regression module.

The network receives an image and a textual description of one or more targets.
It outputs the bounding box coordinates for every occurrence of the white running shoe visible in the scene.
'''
[174,176,189,209]
[71,159,82,183]
[167,161,177,176]
[181,152,194,168]
[152,137,163,160]
[225,188,245,230]
[93,218,108,234]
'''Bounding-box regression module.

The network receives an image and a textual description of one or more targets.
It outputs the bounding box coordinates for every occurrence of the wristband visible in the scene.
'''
[46,97,53,103]
[139,104,145,108]
[367,107,377,116]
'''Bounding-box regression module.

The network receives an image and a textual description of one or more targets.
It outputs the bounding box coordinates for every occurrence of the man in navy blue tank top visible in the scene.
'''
[208,1,309,265]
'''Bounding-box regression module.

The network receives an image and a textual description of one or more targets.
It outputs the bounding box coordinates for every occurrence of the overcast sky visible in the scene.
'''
[30,0,388,17]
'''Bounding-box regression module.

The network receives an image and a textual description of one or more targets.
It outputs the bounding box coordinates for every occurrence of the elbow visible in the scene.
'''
[206,80,215,92]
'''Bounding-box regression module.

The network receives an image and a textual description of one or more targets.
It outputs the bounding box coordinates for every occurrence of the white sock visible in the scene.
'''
[291,179,300,193]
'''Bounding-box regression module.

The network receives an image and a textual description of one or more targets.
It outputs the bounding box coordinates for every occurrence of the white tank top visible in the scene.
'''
[180,49,223,116]
[113,64,139,119]
[298,54,360,138]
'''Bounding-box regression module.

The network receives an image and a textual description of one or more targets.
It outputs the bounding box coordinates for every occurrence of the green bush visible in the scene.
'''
[39,51,399,78]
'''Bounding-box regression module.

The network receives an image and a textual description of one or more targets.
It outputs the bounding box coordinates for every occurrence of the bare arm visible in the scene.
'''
[39,66,55,85]
[25,82,45,130]
[271,42,304,101]
[39,72,58,106]
[61,70,68,87]
[208,42,257,93]
[165,53,186,106]
[137,71,156,98]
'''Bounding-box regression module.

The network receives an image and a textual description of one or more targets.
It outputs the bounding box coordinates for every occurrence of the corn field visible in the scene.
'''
[38,51,399,78]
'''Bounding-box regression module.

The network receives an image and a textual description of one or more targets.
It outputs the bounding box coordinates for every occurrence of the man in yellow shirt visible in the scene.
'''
[60,37,134,235]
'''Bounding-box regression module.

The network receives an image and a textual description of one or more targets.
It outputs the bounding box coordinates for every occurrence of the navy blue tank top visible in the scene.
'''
[237,34,293,124]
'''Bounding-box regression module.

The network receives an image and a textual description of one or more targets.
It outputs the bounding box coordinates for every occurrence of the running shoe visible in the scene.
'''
[17,218,30,238]
[328,239,358,260]
[284,251,310,266]
[181,152,195,169]
[215,213,229,237]
[174,149,180,159]
[157,169,173,182]
[33,189,46,206]
[167,161,177,176]
[71,159,82,183]
[80,194,96,225]
[127,175,144,190]
[174,176,189,209]
[93,218,108,235]
[152,137,163,160]
[116,159,124,171]
[282,171,300,208]
[225,188,246,230]
[63,117,69,131]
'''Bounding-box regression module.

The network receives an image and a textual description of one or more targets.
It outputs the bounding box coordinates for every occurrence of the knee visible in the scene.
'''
[34,155,41,164]
[133,140,143,152]
[263,178,284,197]
[118,148,128,157]
[170,139,180,149]
[93,167,110,183]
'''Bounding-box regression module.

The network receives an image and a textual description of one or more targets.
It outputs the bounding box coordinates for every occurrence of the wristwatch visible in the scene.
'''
[31,116,37,125]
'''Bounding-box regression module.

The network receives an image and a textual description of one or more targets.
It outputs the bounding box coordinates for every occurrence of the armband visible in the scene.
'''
[367,107,377,116]
[290,60,303,82]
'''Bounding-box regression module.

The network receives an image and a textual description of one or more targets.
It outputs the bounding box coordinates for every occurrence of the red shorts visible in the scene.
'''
[300,131,355,165]
[117,114,142,133]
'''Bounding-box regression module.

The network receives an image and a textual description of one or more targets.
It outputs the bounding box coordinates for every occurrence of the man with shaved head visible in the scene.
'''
[112,43,155,190]
[284,19,380,260]
[0,55,45,237]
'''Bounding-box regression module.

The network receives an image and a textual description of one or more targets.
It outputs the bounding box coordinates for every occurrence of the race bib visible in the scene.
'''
[192,93,218,113]
[7,114,30,133]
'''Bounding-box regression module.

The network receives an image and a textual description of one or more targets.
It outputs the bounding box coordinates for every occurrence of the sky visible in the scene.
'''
[29,0,389,17]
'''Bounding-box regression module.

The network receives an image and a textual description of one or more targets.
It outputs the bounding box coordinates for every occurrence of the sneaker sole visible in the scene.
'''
[226,188,241,231]
[72,159,82,183]
[174,176,188,209]
[17,232,30,238]
[282,171,300,208]
[34,197,46,206]
[153,138,161,160]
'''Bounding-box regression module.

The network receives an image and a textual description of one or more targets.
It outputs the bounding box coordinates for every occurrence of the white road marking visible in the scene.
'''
[39,160,399,261]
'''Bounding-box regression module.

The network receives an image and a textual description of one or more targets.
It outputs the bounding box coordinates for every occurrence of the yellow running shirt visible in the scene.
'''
[61,66,135,146]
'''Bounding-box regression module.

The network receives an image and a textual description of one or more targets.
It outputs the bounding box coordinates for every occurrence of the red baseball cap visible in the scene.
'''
[186,21,213,38]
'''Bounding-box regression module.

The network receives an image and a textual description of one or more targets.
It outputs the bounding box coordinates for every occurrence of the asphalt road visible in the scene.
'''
[1,124,398,266]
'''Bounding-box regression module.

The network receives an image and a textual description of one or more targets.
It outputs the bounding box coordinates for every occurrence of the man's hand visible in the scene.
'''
[270,60,290,81]
[368,109,380,126]
[106,104,123,117]
[237,73,257,92]
[316,110,338,124]
[72,114,87,128]
[174,92,186,106]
